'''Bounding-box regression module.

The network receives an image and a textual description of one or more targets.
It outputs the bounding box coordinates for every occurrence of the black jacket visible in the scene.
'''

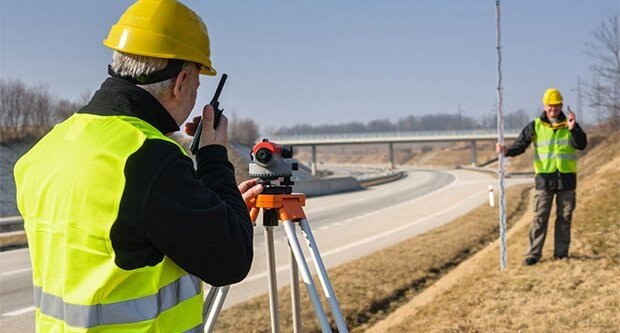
[78,77,253,286]
[506,111,587,191]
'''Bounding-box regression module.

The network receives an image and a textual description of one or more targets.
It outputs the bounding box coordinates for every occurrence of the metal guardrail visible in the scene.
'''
[0,216,23,225]
[0,216,24,232]
[357,170,407,187]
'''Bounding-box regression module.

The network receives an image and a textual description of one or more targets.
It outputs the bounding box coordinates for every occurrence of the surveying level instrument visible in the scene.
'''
[202,139,349,333]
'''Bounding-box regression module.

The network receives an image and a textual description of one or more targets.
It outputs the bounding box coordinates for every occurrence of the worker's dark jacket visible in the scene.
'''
[77,77,253,286]
[506,111,587,191]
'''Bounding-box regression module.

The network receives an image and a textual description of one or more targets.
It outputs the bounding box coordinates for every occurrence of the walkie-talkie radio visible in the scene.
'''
[189,73,228,155]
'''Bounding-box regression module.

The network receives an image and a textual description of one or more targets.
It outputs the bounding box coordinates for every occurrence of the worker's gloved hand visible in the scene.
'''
[238,179,263,211]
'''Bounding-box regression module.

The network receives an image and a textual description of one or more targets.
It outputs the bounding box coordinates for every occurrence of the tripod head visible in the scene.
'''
[249,139,298,195]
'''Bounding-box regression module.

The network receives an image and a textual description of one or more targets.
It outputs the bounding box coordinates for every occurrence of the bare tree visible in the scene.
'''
[229,114,260,146]
[505,108,530,130]
[54,99,81,123]
[0,79,82,142]
[586,15,620,128]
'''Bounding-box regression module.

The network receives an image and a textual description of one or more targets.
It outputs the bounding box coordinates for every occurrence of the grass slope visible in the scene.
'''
[381,129,620,332]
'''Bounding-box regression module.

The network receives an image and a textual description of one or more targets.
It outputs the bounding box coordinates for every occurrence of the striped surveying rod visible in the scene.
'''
[495,0,508,270]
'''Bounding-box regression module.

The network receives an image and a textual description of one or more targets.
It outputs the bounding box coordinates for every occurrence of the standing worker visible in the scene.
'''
[496,88,587,266]
[14,0,262,331]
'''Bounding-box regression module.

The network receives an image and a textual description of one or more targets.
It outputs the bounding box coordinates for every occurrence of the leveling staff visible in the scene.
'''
[14,0,262,332]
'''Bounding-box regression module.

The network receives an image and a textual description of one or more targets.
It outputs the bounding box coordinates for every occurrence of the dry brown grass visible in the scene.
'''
[382,129,620,333]
[212,127,618,332]
[213,184,533,332]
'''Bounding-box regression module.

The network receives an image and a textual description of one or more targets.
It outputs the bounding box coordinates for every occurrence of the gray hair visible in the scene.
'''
[111,51,174,98]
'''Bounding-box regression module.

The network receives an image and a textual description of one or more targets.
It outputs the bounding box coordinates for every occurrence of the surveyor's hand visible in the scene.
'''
[496,143,507,155]
[199,105,227,148]
[567,110,576,130]
[184,116,201,137]
[183,106,228,148]
[238,179,263,211]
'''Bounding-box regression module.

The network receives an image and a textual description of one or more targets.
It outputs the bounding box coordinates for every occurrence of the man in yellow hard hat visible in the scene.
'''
[14,1,261,331]
[496,88,587,266]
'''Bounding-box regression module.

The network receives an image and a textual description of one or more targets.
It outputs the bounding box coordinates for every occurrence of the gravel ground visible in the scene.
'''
[1,140,36,217]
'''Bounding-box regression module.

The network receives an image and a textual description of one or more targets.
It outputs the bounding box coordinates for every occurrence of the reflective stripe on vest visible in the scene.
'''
[14,114,203,332]
[533,117,576,173]
[34,274,200,328]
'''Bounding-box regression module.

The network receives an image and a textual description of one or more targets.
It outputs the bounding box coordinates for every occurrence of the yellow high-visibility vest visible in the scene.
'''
[533,117,577,174]
[14,114,204,332]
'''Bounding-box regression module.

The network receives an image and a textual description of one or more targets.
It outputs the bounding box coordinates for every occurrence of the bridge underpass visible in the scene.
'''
[271,130,519,175]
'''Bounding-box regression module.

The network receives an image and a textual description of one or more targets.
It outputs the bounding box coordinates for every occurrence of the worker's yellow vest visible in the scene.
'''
[533,117,577,174]
[14,114,204,332]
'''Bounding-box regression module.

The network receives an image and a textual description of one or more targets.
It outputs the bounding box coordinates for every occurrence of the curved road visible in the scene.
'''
[0,168,530,332]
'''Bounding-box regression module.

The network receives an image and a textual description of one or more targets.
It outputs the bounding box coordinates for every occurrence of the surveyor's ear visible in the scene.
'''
[171,70,189,101]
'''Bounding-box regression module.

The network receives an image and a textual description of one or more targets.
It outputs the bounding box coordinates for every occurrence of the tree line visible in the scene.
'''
[273,110,531,136]
[0,79,82,143]
[0,78,261,147]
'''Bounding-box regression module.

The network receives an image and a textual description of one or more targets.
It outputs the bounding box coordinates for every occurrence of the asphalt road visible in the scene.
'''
[0,168,530,332]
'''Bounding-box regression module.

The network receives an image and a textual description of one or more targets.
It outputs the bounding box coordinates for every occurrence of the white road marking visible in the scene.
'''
[1,268,32,277]
[321,192,481,258]
[2,306,35,317]
[0,248,29,257]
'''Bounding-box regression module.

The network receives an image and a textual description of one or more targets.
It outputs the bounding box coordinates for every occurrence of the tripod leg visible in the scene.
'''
[203,285,229,333]
[299,218,349,333]
[289,246,302,333]
[265,226,281,333]
[282,220,332,333]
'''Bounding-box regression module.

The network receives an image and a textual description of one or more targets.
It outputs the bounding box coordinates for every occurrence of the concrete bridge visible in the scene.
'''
[270,130,519,175]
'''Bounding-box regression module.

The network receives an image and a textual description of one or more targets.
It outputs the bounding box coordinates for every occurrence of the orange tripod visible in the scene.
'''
[203,192,349,333]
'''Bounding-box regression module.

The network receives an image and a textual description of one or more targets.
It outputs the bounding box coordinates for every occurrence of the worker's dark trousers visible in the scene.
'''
[526,189,576,260]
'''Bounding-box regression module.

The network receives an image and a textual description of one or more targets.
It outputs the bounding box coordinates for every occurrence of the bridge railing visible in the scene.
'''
[269,129,520,142]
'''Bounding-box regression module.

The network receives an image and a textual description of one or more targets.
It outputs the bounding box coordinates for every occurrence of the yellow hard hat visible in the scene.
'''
[542,88,563,105]
[103,0,216,76]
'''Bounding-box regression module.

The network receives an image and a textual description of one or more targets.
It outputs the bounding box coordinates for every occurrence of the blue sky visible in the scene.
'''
[1,1,618,130]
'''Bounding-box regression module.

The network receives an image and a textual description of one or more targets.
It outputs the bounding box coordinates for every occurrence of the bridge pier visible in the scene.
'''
[470,140,478,166]
[388,142,394,169]
[311,145,317,176]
